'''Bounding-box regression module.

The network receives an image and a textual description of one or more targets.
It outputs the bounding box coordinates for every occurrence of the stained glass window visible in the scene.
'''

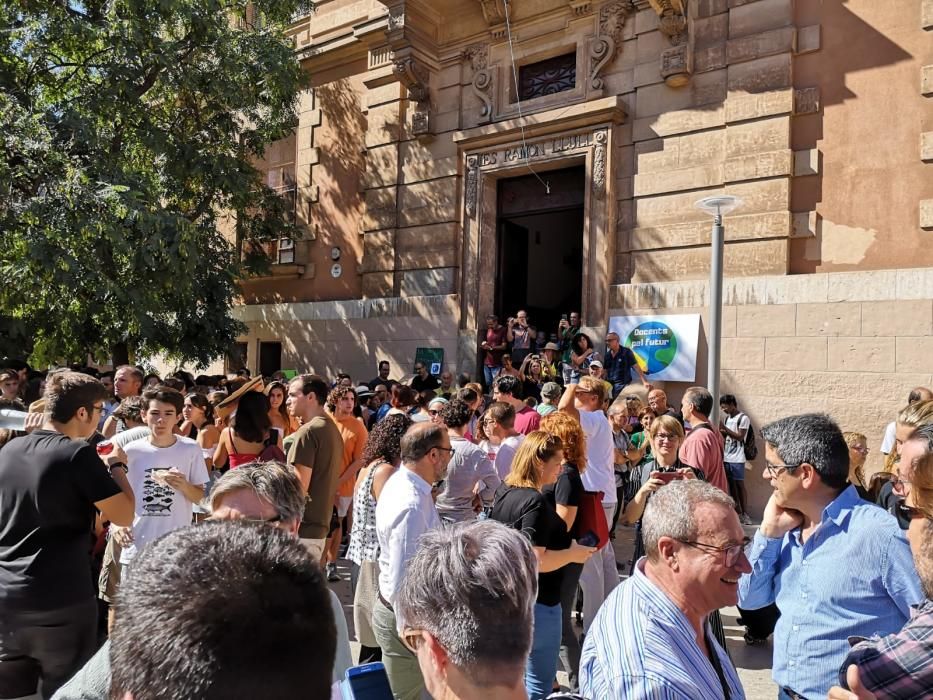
[516,53,576,102]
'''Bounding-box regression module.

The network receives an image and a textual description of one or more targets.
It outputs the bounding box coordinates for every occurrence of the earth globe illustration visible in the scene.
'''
[623,321,678,375]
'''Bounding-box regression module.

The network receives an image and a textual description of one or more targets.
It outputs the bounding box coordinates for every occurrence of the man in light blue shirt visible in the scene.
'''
[581,480,748,699]
[739,413,923,699]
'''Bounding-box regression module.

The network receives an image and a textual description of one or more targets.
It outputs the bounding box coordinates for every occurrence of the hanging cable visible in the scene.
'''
[503,0,550,195]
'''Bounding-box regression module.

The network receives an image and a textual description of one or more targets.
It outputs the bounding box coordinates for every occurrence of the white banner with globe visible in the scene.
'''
[607,314,701,383]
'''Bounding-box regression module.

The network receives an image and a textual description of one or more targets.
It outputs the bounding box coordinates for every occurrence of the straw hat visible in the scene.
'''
[214,376,264,420]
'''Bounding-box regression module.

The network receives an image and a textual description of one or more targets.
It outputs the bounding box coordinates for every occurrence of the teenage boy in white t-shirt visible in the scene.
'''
[104,388,208,570]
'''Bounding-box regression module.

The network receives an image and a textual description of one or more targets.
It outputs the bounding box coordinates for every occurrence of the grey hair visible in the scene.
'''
[208,461,305,524]
[642,480,735,560]
[396,520,536,687]
[760,413,849,489]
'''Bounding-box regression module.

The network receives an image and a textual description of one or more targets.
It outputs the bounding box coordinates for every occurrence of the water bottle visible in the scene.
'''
[0,408,28,431]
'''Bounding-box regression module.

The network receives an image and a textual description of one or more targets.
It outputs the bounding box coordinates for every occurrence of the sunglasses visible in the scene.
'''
[896,501,929,521]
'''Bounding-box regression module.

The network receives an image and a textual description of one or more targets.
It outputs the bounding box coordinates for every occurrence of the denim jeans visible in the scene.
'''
[526,602,562,700]
[483,365,501,390]
[557,563,584,690]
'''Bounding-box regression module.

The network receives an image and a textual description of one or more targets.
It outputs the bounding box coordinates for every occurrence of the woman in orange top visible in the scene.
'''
[323,385,369,582]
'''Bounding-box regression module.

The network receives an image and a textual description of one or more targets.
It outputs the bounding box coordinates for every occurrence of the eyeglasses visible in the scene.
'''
[91,404,105,413]
[677,537,751,567]
[892,475,912,495]
[432,445,455,454]
[896,501,929,521]
[401,628,425,654]
[653,432,679,443]
[850,445,869,455]
[765,462,802,479]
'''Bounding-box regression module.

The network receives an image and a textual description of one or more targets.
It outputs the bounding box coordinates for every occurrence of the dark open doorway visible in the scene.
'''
[496,166,584,339]
[258,341,282,378]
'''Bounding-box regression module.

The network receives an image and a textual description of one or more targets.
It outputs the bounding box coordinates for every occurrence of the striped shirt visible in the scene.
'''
[738,486,923,698]
[580,558,745,700]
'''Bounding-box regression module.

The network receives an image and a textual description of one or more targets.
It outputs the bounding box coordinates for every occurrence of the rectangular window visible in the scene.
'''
[277,238,295,265]
[516,52,576,102]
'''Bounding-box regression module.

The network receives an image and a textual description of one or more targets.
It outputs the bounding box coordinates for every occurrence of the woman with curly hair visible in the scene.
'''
[539,411,588,692]
[346,412,412,665]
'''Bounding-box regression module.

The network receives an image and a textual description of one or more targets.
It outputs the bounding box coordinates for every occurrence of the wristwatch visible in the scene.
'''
[108,462,128,475]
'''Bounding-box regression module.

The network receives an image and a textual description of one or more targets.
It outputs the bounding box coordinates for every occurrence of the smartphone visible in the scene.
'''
[578,531,599,548]
[651,471,683,484]
[561,314,568,322]
[343,663,394,699]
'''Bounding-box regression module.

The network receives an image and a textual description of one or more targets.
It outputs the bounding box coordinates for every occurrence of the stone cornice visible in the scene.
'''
[452,94,626,149]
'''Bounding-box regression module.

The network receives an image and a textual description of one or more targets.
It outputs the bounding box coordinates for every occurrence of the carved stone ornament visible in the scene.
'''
[649,0,688,44]
[589,1,634,92]
[477,0,505,24]
[592,130,607,199]
[386,6,405,32]
[464,43,494,122]
[465,156,479,218]
[394,57,432,135]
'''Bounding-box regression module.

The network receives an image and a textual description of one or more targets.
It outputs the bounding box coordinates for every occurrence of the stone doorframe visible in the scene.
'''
[452,96,626,373]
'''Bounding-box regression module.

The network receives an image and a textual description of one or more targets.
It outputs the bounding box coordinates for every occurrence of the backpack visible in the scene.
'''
[741,414,758,461]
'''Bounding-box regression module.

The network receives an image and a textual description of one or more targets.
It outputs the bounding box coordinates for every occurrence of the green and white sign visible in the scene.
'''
[608,314,700,382]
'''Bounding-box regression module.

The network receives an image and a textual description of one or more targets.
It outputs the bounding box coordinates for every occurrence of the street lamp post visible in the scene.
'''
[694,195,742,424]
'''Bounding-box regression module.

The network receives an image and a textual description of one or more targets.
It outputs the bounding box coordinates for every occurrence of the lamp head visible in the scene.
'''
[695,195,743,217]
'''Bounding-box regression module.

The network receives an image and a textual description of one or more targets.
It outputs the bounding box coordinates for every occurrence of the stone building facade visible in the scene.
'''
[236,0,933,512]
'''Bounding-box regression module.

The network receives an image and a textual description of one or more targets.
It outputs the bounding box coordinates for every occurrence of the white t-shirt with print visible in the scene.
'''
[120,436,208,564]
[723,412,750,463]
[578,409,617,504]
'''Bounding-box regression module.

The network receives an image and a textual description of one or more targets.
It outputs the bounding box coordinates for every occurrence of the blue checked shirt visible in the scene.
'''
[738,486,923,698]
[580,559,745,699]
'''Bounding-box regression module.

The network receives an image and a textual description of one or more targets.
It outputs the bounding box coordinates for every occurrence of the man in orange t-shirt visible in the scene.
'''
[323,385,369,582]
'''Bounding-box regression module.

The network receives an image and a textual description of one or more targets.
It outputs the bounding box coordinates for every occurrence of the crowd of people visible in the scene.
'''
[0,322,931,700]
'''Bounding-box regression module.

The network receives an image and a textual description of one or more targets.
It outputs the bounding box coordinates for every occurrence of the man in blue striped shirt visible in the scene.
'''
[739,413,923,699]
[580,479,748,699]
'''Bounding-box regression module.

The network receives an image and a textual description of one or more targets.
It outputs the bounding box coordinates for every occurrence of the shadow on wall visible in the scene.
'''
[626,1,912,286]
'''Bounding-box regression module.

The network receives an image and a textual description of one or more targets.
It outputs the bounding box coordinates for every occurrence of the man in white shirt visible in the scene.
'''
[105,388,208,569]
[483,401,525,479]
[373,423,451,700]
[559,376,618,633]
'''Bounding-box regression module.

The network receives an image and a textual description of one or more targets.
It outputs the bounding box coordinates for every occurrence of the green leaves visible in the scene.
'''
[1,0,308,367]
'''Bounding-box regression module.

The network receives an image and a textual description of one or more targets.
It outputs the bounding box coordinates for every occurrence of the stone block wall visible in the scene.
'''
[611,267,933,517]
[231,294,462,383]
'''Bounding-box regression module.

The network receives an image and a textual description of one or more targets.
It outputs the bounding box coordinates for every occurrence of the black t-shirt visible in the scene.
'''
[490,483,568,606]
[543,463,584,541]
[410,375,440,393]
[0,430,122,611]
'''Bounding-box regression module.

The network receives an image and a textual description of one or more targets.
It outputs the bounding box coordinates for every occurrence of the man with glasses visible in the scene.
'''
[410,362,439,393]
[581,480,748,699]
[373,423,451,699]
[739,413,923,699]
[395,520,537,700]
[0,372,134,699]
[603,331,650,399]
[53,460,354,700]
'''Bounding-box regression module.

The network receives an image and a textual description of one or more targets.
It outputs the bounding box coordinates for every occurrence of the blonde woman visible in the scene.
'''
[878,399,933,528]
[842,431,870,500]
[490,431,595,700]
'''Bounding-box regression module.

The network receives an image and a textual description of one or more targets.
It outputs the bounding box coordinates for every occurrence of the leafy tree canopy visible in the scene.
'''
[0,0,309,368]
